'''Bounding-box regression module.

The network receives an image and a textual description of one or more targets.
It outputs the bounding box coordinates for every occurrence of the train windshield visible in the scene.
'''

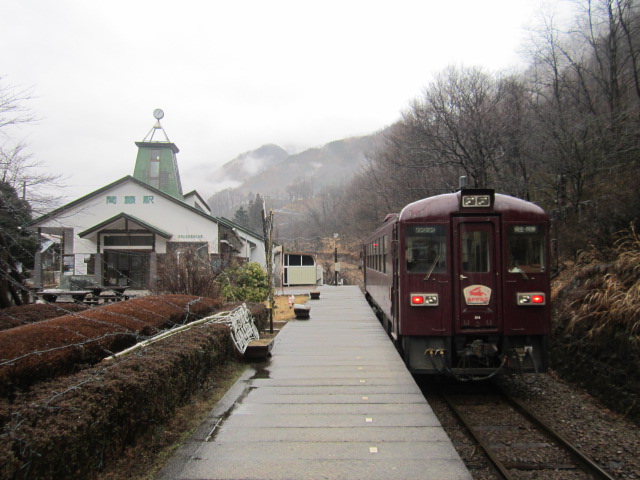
[406,225,447,274]
[507,225,546,273]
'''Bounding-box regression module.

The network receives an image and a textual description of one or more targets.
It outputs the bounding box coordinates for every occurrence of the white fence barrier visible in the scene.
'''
[106,303,259,360]
[202,303,259,353]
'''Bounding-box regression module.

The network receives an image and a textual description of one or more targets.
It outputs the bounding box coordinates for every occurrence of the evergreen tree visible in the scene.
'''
[248,193,264,232]
[233,206,250,228]
[0,181,36,306]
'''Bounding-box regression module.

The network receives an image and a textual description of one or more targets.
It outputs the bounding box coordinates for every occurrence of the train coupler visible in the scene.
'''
[462,339,498,359]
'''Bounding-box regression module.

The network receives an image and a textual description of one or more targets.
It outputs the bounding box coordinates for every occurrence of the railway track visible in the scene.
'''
[430,382,616,480]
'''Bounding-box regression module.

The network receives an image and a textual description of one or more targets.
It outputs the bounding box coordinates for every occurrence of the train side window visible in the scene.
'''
[373,240,378,271]
[507,225,546,273]
[405,225,447,274]
[382,235,387,273]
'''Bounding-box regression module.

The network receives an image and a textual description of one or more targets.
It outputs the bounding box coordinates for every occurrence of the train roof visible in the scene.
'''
[399,190,547,223]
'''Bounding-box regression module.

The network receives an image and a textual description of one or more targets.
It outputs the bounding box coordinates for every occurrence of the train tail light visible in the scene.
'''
[411,293,439,306]
[517,293,546,306]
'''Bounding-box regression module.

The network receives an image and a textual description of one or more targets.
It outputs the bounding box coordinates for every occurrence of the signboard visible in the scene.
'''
[74,255,88,275]
[63,255,74,276]
[463,285,492,305]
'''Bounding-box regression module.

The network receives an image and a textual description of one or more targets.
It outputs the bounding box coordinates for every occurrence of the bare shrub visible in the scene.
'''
[153,245,222,298]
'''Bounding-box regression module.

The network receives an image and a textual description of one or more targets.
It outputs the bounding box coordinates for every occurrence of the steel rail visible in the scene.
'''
[500,390,616,480]
[441,388,617,480]
[440,392,515,480]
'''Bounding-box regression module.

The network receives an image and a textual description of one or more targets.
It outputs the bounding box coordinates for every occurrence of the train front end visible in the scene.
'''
[398,189,551,379]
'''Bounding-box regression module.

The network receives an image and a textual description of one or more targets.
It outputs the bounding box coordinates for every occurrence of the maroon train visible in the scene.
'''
[363,189,550,379]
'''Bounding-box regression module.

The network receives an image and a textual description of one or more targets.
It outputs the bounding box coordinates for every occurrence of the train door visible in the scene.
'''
[391,222,400,340]
[453,218,501,331]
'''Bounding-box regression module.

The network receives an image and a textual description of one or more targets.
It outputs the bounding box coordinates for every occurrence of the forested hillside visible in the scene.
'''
[281,1,640,261]
[206,134,381,221]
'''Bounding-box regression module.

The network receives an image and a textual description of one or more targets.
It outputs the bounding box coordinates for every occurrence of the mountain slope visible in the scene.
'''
[204,144,289,192]
[206,133,382,215]
[239,135,376,196]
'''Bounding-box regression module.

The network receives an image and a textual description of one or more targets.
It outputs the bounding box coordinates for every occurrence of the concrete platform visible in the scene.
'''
[156,285,472,480]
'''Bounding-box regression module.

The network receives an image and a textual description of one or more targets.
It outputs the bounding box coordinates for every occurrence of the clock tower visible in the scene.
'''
[133,109,184,200]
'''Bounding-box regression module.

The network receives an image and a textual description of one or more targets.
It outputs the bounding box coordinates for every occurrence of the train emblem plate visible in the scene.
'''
[463,285,492,305]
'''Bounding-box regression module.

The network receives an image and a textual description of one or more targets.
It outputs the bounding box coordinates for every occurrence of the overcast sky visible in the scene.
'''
[2,0,551,201]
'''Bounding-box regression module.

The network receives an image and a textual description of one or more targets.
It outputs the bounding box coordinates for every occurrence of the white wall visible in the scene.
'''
[36,180,219,255]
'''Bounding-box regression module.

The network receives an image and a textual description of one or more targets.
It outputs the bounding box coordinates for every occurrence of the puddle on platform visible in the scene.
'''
[204,382,257,442]
[250,364,271,379]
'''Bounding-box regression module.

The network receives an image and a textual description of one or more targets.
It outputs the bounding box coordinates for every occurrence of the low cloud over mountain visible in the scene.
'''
[205,132,383,217]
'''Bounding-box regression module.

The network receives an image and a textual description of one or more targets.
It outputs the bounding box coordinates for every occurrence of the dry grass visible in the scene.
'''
[271,294,309,322]
[559,225,640,345]
[249,294,310,344]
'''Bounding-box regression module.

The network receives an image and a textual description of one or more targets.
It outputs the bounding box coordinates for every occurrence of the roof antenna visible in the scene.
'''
[459,176,467,190]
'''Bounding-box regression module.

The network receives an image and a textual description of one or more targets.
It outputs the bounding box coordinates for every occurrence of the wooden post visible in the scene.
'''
[262,204,275,334]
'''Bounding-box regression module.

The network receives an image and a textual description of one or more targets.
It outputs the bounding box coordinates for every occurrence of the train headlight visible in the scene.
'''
[411,293,439,306]
[517,292,546,306]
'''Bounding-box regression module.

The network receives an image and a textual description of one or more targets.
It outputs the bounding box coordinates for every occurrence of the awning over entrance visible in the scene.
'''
[78,213,172,239]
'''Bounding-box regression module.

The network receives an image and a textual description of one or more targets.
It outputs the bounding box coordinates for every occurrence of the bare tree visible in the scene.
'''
[0,77,36,132]
[268,1,640,260]
[364,66,543,200]
[0,77,66,215]
[0,141,65,215]
[0,78,68,304]
[523,0,640,253]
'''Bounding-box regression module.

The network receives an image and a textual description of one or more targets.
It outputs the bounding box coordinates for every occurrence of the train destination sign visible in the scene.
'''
[511,225,539,234]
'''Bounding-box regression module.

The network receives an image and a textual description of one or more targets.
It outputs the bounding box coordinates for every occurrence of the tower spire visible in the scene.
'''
[133,109,184,200]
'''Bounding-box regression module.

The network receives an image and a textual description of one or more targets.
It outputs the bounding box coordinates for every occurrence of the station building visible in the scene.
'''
[273,248,323,287]
[30,112,266,290]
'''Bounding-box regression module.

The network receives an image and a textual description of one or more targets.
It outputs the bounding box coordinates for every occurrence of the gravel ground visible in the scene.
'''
[425,370,640,479]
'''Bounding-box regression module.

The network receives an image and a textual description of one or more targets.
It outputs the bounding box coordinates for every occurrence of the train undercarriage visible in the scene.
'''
[401,334,548,380]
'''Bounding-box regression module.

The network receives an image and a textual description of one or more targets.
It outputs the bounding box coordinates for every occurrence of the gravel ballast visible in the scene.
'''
[426,371,640,479]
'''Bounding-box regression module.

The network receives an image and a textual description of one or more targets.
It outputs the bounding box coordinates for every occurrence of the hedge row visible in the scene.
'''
[0,301,268,480]
[0,322,232,479]
[0,295,223,397]
[0,303,90,331]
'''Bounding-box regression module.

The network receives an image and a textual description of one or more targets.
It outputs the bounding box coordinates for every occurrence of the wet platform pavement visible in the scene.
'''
[156,285,472,480]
